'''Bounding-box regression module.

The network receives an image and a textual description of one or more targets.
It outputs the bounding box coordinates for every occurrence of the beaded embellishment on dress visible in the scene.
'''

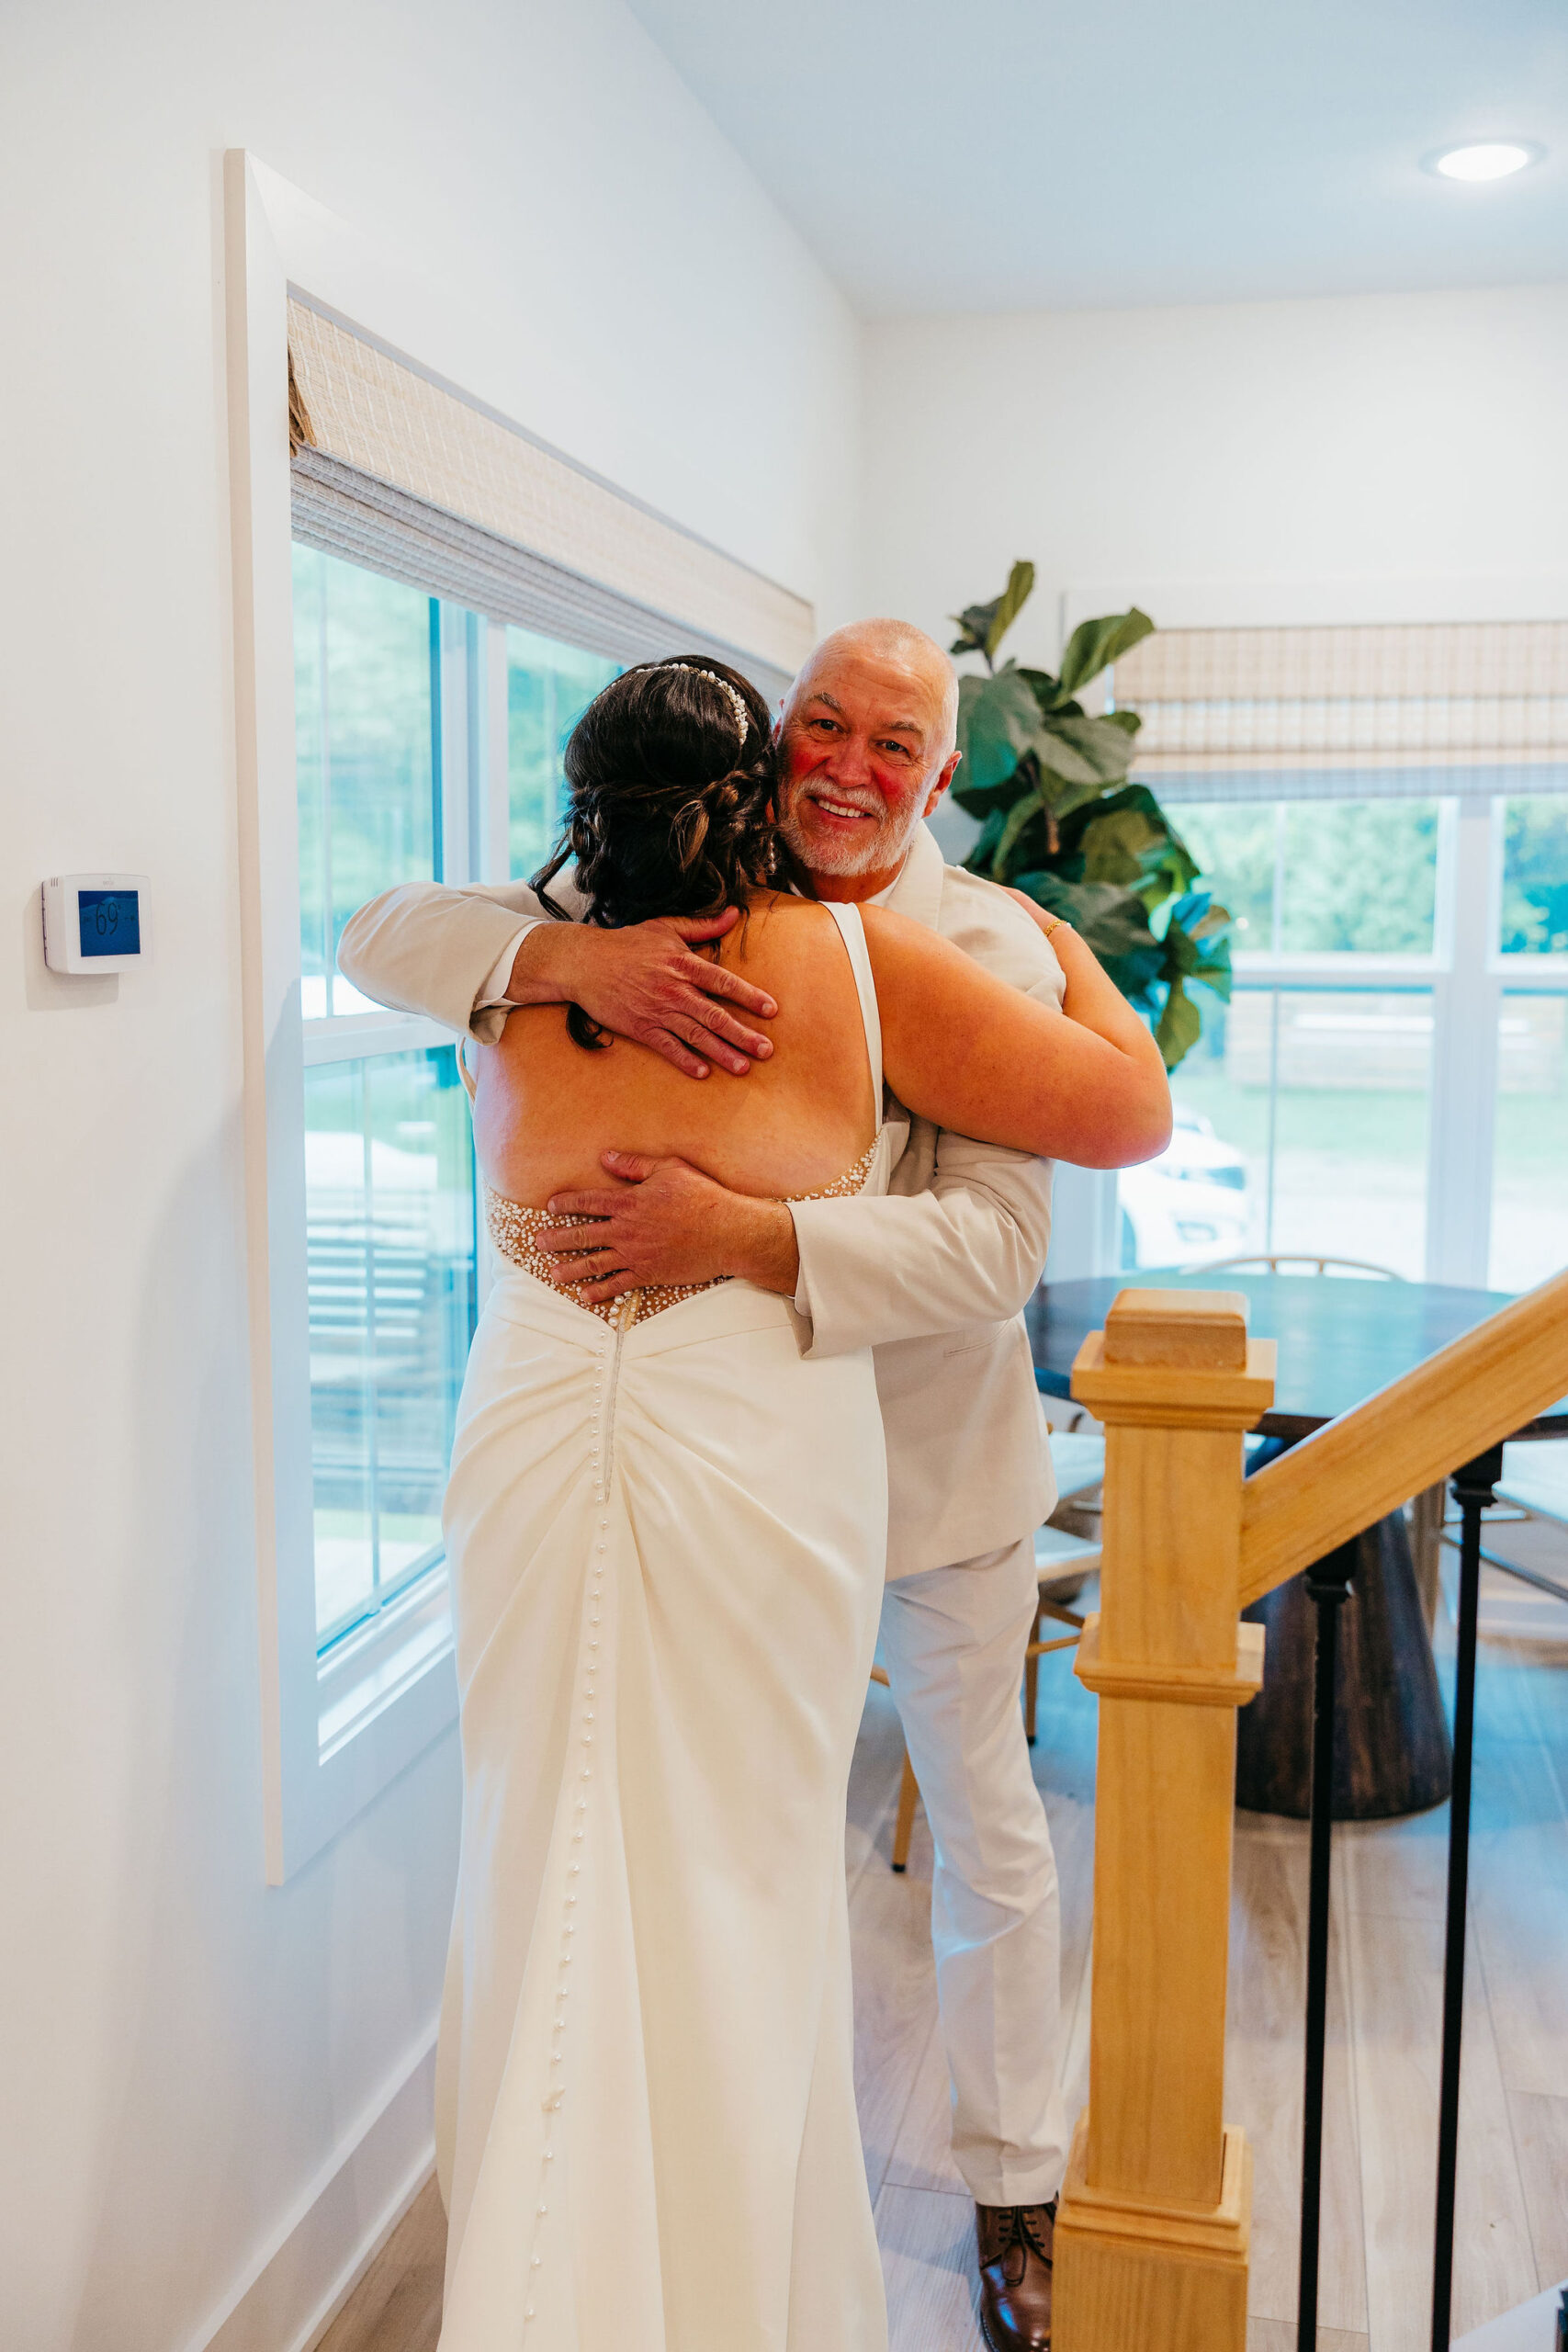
[485,1134,882,1328]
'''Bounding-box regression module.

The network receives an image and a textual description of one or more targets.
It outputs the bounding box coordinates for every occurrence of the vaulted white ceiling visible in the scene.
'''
[625,0,1568,315]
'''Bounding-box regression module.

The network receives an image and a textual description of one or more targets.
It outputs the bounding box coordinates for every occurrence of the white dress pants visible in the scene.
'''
[877,1535,1068,2208]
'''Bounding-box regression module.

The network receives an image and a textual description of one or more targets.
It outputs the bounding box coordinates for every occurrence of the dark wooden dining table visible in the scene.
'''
[1027,1271,1568,1819]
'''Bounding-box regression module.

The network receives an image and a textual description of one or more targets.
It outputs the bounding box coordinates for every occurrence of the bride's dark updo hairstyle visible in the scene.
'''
[533,655,810,1050]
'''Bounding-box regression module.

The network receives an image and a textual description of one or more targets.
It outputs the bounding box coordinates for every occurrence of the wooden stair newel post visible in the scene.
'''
[1053,1290,1275,2352]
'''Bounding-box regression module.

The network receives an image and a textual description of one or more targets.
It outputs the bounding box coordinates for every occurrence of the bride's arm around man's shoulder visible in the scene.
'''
[861,899,1172,1171]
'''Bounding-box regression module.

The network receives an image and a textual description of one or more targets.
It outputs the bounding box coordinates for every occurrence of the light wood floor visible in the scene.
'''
[321,1540,1568,2352]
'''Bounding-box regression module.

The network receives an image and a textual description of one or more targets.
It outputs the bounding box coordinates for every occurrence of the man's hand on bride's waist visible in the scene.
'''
[505,908,778,1080]
[535,1153,801,1304]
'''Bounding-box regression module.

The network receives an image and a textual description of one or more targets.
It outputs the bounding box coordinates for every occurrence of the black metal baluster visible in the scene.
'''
[1430,1444,1503,2352]
[1296,1537,1357,2352]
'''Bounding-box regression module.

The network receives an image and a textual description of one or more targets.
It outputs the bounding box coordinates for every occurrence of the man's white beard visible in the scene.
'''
[777,788,924,879]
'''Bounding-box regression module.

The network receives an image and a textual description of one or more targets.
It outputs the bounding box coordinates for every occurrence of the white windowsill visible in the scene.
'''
[1488,955,1568,984]
[1228,952,1445,983]
[302,1009,455,1066]
[318,1566,455,1762]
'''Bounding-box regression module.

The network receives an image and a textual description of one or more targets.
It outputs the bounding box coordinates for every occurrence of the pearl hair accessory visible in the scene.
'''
[670,662,750,743]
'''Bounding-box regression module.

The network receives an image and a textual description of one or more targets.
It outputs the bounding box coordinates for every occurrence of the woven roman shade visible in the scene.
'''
[1111,622,1568,802]
[286,296,813,700]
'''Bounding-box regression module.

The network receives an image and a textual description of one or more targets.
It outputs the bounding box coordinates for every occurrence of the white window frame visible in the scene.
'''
[228,159,459,1878]
[1060,577,1568,1289]
[301,1007,470,1694]
[225,156,620,1878]
[1162,784,1568,1289]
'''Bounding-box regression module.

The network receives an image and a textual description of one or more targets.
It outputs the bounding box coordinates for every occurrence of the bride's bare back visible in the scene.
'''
[472,878,1177,1234]
[470,894,878,1208]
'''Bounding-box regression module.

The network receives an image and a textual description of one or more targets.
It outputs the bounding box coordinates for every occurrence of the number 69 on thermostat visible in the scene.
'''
[42,874,151,975]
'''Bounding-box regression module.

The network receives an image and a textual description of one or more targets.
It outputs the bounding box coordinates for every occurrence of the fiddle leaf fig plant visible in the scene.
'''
[948,562,1232,1072]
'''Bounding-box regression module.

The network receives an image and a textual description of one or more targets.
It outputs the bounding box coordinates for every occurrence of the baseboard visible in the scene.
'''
[184,2020,440,2352]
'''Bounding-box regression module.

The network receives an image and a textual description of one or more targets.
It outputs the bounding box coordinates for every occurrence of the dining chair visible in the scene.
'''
[873,1507,1099,1872]
[1046,1428,1108,1507]
[1024,1524,1098,1745]
[1438,1436,1568,1614]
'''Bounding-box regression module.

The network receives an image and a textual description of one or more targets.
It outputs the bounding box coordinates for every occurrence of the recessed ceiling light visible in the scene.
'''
[1427,141,1541,183]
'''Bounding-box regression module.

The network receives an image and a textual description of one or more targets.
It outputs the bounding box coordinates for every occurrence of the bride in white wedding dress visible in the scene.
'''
[425,658,1168,2350]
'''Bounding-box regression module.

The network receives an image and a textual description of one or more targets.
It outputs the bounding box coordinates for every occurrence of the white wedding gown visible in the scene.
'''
[435,902,897,2350]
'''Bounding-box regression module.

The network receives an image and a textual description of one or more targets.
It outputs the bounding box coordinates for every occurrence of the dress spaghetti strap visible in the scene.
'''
[820,900,884,1107]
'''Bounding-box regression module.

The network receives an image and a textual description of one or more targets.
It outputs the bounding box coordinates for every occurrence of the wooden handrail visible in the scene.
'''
[1238,1266,1568,1608]
[1053,1272,1568,2351]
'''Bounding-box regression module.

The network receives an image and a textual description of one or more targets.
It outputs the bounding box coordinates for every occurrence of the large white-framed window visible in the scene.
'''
[228,152,804,1878]
[292,549,621,1727]
[292,548,479,1745]
[271,533,624,1867]
[1489,793,1568,1289]
[1090,614,1568,1290]
[1119,789,1450,1279]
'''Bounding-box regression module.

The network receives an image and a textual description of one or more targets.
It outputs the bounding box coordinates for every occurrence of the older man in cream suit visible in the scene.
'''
[341,620,1073,2351]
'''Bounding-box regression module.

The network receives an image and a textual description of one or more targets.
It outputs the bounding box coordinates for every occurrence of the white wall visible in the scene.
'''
[0,6,857,2347]
[861,283,1568,667]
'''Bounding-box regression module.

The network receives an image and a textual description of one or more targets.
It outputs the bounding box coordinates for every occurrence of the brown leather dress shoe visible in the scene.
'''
[976,2199,1056,2352]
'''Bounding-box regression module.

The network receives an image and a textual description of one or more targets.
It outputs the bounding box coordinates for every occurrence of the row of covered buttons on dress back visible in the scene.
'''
[520,1303,629,2329]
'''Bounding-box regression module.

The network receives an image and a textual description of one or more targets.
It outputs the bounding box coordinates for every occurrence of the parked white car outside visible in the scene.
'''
[1119,1103,1251,1270]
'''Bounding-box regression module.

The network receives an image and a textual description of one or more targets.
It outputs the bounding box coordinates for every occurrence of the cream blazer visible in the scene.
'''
[337,823,1065,1576]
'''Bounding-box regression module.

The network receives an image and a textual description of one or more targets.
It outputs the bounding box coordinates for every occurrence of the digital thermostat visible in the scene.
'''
[42,874,150,975]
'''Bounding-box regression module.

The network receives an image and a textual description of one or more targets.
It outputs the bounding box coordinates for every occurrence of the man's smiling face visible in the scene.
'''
[775,622,962,900]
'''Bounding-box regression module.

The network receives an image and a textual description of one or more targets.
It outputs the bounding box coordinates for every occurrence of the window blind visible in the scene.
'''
[287,295,812,701]
[1110,622,1568,803]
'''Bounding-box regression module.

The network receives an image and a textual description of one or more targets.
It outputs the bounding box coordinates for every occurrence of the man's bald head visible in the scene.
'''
[775,617,964,897]
[784,619,960,762]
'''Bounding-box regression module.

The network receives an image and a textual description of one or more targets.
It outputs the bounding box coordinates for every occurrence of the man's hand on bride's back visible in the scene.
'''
[535,1154,801,1305]
[506,908,779,1080]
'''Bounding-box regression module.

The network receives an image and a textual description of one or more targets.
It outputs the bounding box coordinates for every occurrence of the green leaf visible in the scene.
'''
[951,773,1029,819]
[954,671,990,741]
[1155,976,1202,1070]
[1161,896,1235,1007]
[986,560,1035,659]
[1079,807,1166,887]
[1136,836,1201,912]
[1036,771,1119,824]
[1014,667,1064,716]
[1161,913,1203,978]
[1028,732,1105,788]
[953,669,1043,795]
[990,787,1045,877]
[1056,782,1172,862]
[964,807,1007,869]
[948,561,1036,665]
[1166,888,1233,948]
[1024,718,1138,797]
[950,604,998,662]
[1055,607,1155,702]
[1197,949,1234,1002]
[1042,711,1138,783]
